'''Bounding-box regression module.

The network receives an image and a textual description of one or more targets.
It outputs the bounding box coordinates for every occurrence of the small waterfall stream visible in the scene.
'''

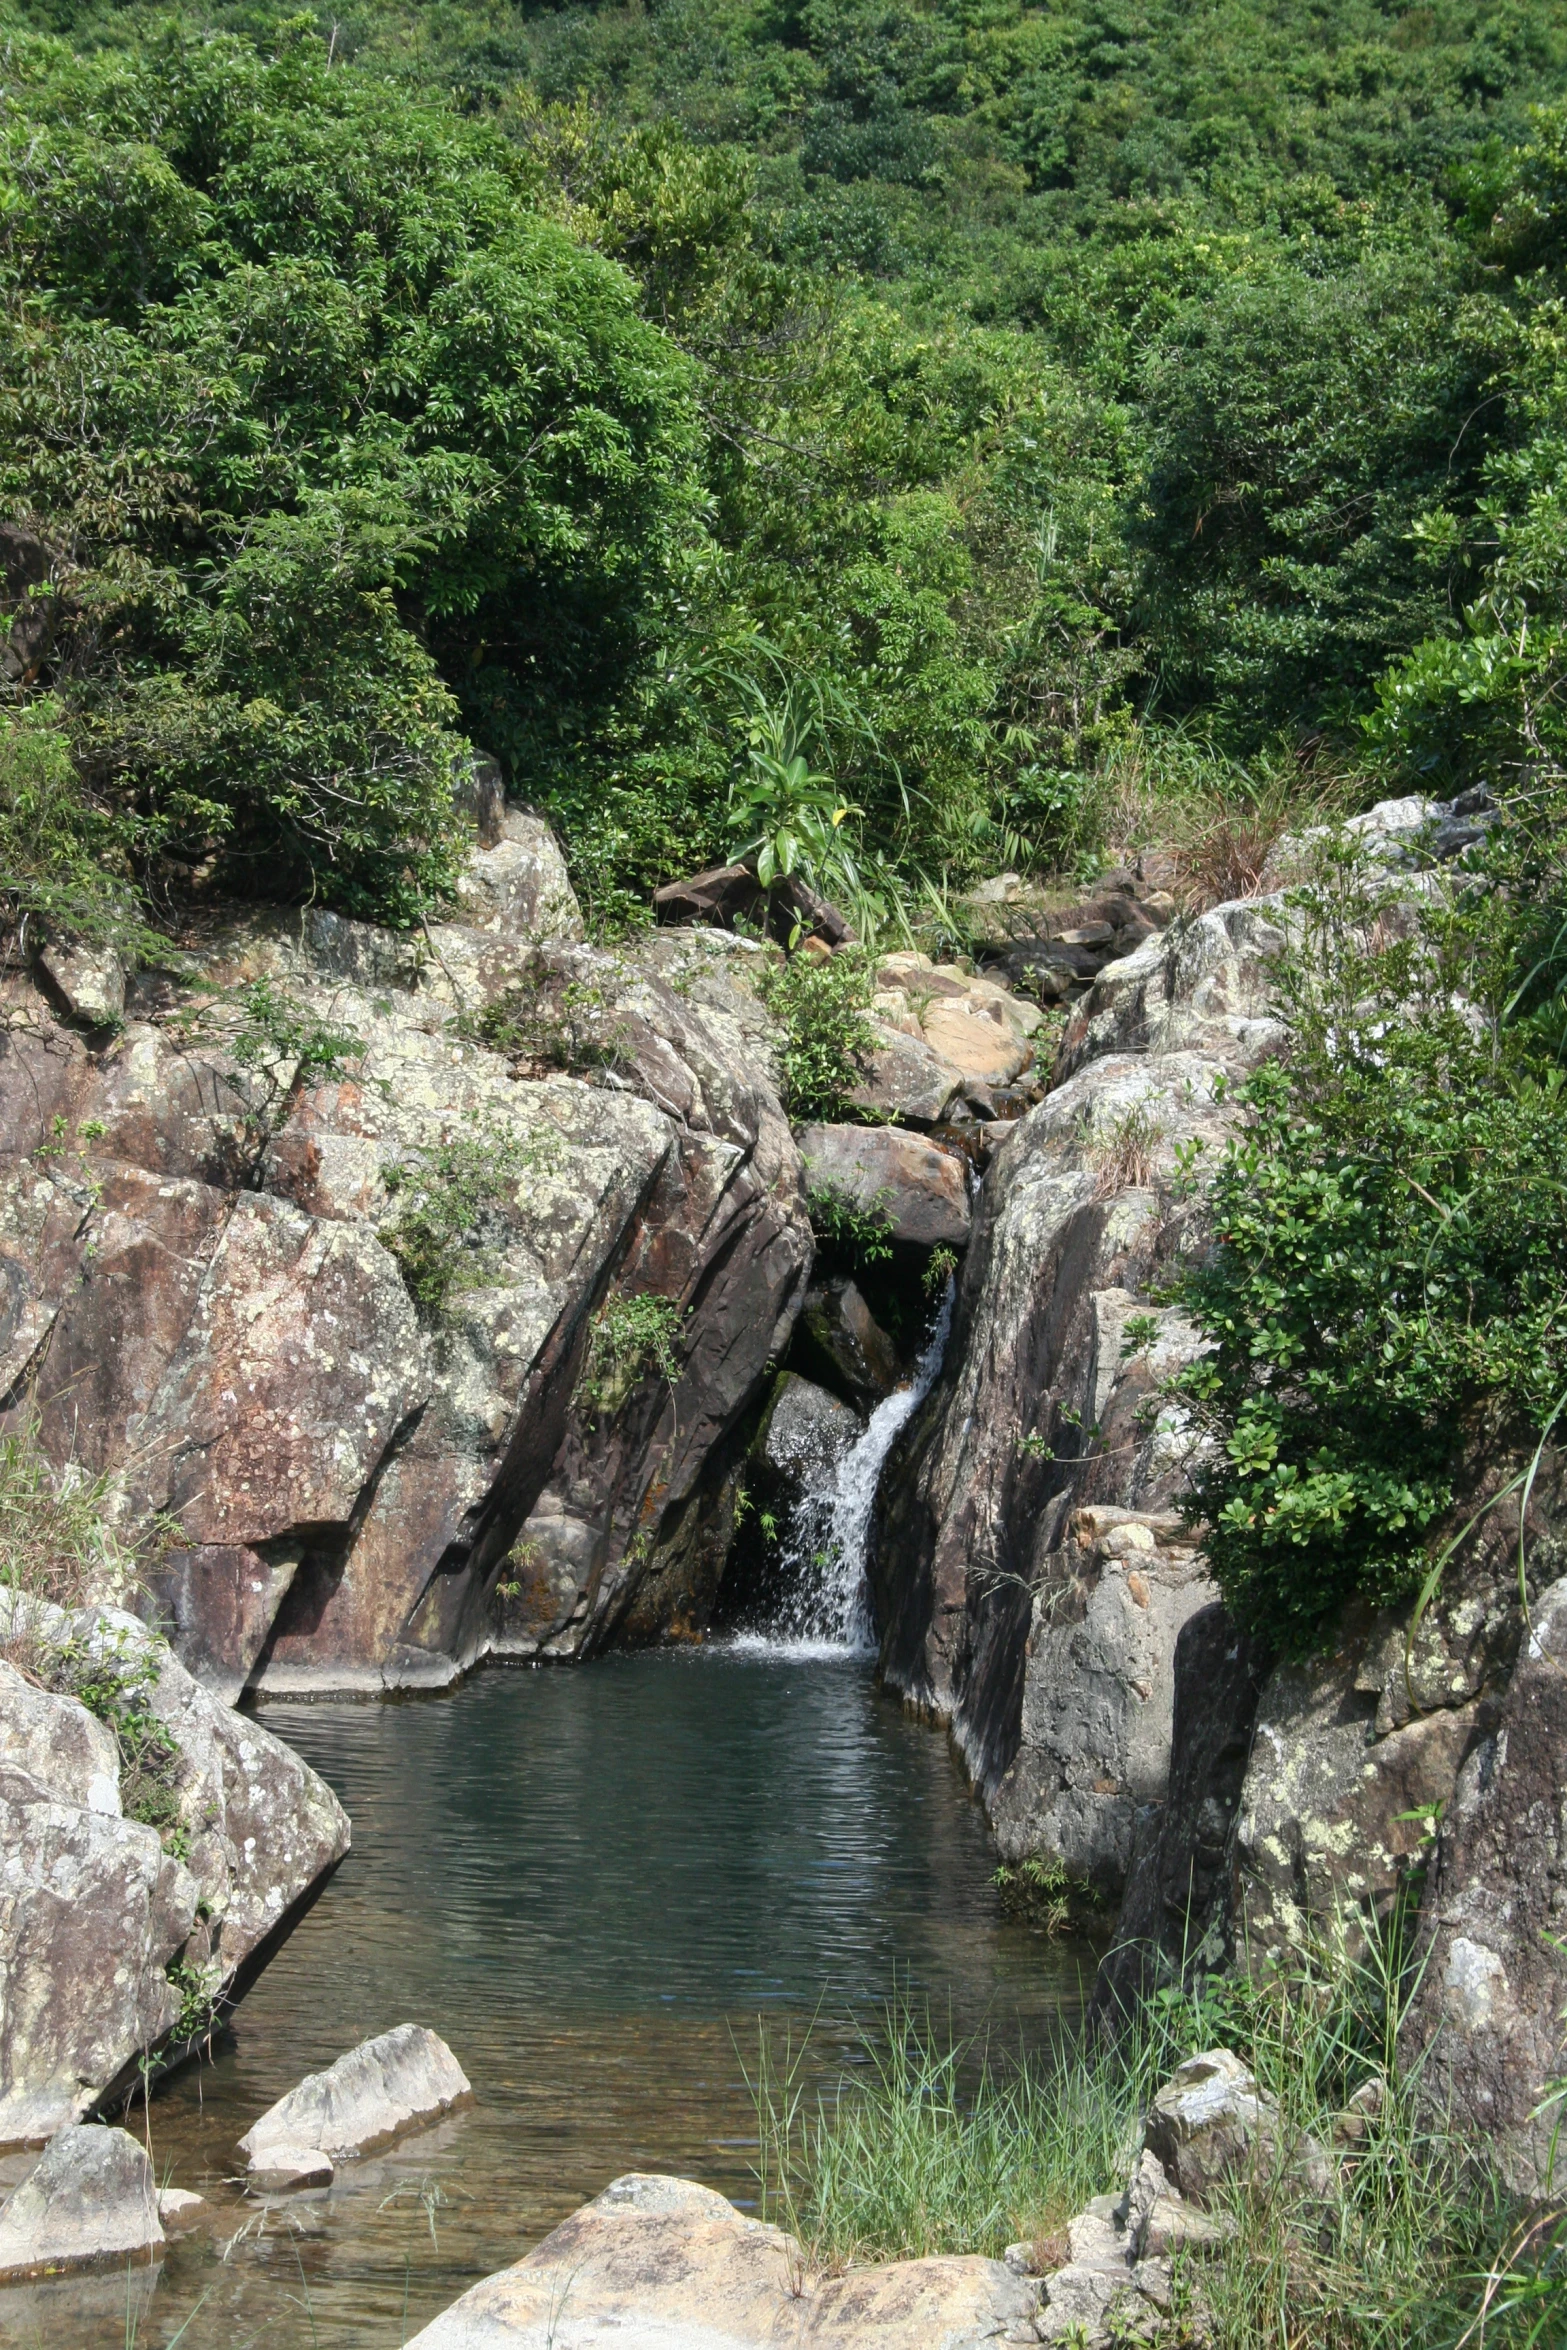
[750,1281,954,1656]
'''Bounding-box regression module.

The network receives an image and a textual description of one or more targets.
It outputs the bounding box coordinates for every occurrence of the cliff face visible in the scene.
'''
[1,815,812,1699]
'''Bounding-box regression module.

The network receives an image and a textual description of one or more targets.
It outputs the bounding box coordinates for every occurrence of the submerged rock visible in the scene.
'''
[0,1608,348,2147]
[0,2126,163,2278]
[238,2023,471,2177]
[404,2171,1041,2348]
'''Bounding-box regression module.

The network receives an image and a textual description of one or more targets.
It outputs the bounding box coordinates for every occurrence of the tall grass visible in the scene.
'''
[0,1410,140,1645]
[748,1919,1552,2347]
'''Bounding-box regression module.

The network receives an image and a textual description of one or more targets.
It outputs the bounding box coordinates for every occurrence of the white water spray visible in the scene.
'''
[749,1281,954,1657]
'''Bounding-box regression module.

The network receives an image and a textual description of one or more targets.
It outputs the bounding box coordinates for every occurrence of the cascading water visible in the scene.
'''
[756,1281,954,1655]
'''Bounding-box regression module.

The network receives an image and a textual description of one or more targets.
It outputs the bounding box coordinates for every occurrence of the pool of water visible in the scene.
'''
[0,1649,1093,2350]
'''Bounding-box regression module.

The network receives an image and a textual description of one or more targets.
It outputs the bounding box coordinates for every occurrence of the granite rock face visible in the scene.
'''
[404,2171,1043,2349]
[1,814,811,1695]
[0,1605,348,2146]
[1404,1575,1567,2191]
[0,2126,163,2278]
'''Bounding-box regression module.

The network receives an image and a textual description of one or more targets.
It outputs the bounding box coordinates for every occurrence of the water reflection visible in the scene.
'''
[0,1651,1092,2350]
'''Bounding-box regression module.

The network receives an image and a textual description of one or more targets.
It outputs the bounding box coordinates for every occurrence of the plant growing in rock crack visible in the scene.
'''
[992,1855,1099,1936]
[49,1631,188,1851]
[466,963,628,1076]
[169,978,361,1155]
[923,1244,959,1295]
[379,1112,560,1318]
[0,1411,144,1623]
[1088,1101,1163,1197]
[576,1293,686,1425]
[165,1957,224,2047]
[805,1180,896,1273]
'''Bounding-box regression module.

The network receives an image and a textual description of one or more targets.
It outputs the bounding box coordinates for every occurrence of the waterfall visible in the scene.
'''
[746,1281,954,1658]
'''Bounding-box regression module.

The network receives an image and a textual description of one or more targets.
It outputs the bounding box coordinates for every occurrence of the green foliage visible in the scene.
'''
[55,1631,188,1851]
[0,19,700,923]
[165,1957,223,2047]
[577,1291,686,1423]
[1177,837,1567,1650]
[0,698,152,956]
[379,1113,556,1317]
[992,1854,1097,1936]
[806,1180,897,1274]
[757,949,878,1119]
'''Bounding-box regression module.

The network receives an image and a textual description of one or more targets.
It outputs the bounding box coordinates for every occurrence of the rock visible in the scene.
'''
[0,1608,349,2146]
[0,2126,162,2277]
[1234,1631,1484,1963]
[871,1044,1238,1839]
[1094,1601,1271,2017]
[989,1509,1217,1896]
[156,2187,205,2229]
[760,1374,862,1511]
[1143,2049,1331,2205]
[403,2171,1040,2349]
[245,2142,334,2194]
[846,1021,962,1124]
[797,1124,970,1249]
[1,829,812,1693]
[654,865,855,946]
[453,805,584,941]
[1405,1574,1567,2191]
[239,2024,471,2172]
[34,941,125,1027]
[792,1278,903,1413]
[918,1001,1032,1089]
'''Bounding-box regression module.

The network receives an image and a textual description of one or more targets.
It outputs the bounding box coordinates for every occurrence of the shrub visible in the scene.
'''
[0,1413,142,1619]
[805,1179,896,1273]
[1176,836,1567,1650]
[756,950,879,1121]
[379,1114,557,1317]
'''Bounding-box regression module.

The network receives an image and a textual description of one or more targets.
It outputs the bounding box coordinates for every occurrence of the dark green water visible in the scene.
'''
[0,1650,1091,2349]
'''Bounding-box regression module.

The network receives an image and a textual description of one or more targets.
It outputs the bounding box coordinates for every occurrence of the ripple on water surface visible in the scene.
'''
[0,1649,1093,2350]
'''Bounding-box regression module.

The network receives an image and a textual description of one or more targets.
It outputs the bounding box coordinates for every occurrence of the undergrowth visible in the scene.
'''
[0,1412,143,1618]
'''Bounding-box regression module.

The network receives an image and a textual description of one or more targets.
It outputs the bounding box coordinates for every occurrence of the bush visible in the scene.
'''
[577,1292,685,1423]
[1175,836,1567,1651]
[757,949,879,1121]
[379,1114,557,1317]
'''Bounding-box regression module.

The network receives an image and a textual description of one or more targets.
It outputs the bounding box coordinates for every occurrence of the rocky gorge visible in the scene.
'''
[2,780,1565,2337]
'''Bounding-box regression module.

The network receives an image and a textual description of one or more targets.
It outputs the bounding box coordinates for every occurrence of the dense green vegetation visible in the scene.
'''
[1178,828,1567,1649]
[3,0,1567,930]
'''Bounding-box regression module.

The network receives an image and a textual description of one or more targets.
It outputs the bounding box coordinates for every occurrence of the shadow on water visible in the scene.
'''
[0,1650,1096,2349]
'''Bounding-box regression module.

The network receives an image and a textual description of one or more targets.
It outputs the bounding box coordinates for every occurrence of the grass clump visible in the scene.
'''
[0,1413,143,1620]
[749,1921,1532,2347]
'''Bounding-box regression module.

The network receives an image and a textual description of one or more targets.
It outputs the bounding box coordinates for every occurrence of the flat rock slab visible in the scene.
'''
[405,2173,1039,2348]
[239,2023,470,2169]
[0,2126,163,2278]
[797,1124,970,1249]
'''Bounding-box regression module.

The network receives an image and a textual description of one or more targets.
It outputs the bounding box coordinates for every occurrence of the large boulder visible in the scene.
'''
[0,2125,162,2278]
[1405,1575,1567,2191]
[0,1606,348,2146]
[797,1123,970,1249]
[403,2171,1041,2349]
[870,1044,1240,1847]
[988,1508,1217,1898]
